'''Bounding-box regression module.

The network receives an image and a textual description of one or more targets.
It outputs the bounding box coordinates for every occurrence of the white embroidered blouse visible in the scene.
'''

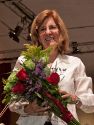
[9,54,94,125]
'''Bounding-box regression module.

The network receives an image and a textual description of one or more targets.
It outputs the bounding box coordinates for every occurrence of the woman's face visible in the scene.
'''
[38,17,60,49]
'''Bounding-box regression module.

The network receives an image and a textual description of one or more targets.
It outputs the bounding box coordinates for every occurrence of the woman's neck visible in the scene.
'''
[49,48,58,63]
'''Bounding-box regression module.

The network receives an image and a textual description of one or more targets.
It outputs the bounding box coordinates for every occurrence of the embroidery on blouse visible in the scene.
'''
[50,61,68,81]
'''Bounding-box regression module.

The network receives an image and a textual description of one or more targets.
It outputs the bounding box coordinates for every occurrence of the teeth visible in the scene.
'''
[45,36,54,41]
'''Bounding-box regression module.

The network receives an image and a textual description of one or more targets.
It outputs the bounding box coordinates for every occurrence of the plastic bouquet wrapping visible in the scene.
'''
[2,44,80,125]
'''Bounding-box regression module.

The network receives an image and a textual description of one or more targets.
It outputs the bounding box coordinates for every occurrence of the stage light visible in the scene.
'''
[9,25,23,42]
[71,41,80,53]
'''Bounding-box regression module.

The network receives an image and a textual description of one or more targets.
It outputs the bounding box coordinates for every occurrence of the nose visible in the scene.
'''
[45,27,51,34]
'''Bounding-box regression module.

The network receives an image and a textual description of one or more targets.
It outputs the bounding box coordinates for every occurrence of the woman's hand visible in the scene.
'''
[59,90,77,102]
[24,100,50,115]
[59,90,82,107]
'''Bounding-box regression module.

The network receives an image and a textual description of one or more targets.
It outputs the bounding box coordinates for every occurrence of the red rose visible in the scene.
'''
[16,68,29,81]
[12,82,25,94]
[46,72,60,85]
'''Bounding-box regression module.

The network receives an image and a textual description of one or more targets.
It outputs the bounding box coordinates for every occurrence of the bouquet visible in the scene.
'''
[2,44,80,125]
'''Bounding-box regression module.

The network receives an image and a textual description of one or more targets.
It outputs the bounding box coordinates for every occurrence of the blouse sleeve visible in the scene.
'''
[13,56,26,71]
[9,100,29,116]
[74,58,94,113]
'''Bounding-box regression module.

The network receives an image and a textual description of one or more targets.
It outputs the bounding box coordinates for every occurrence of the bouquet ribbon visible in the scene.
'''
[44,91,80,125]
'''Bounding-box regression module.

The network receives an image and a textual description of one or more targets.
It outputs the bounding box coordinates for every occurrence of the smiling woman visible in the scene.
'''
[4,9,94,125]
[31,9,69,54]
[38,17,60,49]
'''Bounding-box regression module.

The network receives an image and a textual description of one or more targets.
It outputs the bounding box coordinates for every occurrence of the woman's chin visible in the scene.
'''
[49,41,57,46]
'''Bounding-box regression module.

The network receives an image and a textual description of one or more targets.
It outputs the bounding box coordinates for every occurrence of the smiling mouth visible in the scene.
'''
[45,36,54,41]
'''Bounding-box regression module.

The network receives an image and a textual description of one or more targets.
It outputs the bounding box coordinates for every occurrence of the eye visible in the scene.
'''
[39,27,46,33]
[50,25,58,30]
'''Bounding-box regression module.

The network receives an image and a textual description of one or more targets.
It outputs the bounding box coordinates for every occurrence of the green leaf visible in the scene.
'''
[21,44,52,64]
[23,59,35,70]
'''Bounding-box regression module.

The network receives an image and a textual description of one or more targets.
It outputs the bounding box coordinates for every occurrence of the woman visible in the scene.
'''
[9,9,94,125]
